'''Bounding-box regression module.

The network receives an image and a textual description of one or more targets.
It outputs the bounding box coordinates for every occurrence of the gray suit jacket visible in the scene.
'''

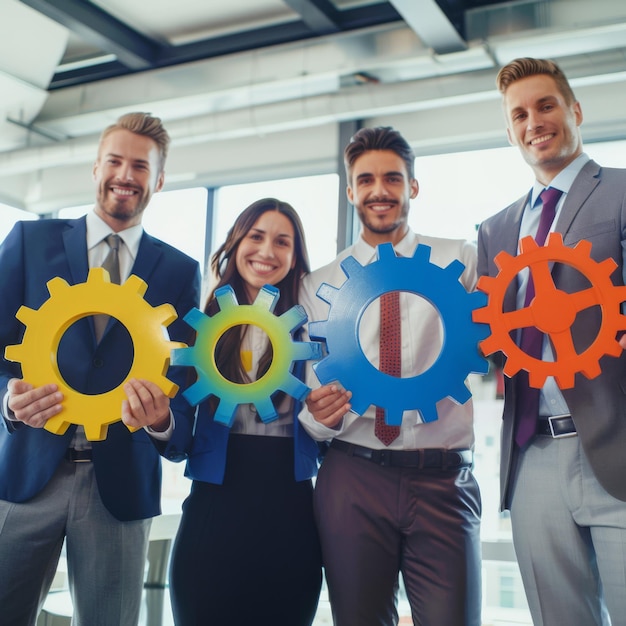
[477,159,626,509]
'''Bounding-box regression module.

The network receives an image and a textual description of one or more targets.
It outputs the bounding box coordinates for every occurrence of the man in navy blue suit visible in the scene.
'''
[0,113,200,625]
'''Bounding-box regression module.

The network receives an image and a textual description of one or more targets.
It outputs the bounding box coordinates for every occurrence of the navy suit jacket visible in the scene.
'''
[477,160,626,509]
[0,216,200,521]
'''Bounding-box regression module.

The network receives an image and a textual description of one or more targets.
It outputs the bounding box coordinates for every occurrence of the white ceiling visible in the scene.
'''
[2,0,626,214]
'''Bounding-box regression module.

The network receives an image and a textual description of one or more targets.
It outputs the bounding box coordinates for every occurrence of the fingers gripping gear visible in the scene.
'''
[309,243,489,425]
[4,268,184,440]
[171,284,322,427]
[473,233,626,389]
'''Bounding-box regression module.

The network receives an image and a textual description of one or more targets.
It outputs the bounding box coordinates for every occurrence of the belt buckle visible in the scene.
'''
[548,415,576,439]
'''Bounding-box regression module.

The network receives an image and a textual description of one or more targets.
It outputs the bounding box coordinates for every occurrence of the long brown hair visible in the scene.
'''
[206,197,310,387]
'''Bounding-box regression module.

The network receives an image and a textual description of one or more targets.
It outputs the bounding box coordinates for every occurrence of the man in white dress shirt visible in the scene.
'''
[298,126,482,626]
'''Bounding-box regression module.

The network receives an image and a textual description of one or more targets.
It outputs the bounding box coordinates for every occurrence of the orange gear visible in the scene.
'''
[473,233,626,389]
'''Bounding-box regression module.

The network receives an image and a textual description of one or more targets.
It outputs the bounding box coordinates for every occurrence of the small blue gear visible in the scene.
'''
[172,284,321,427]
[309,243,489,424]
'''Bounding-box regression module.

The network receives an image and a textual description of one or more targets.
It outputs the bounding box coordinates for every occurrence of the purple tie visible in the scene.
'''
[514,187,563,448]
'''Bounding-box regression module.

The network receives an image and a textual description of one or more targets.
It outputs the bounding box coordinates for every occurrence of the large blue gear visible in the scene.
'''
[309,243,489,424]
[172,284,321,427]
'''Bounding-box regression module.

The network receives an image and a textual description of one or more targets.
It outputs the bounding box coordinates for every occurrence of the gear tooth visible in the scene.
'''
[14,305,36,325]
[384,407,404,426]
[46,276,70,295]
[311,358,332,385]
[292,341,322,362]
[553,371,575,389]
[546,232,564,246]
[171,346,192,366]
[528,370,548,388]
[183,380,212,406]
[478,336,500,356]
[154,303,177,327]
[339,255,362,278]
[580,361,602,380]
[316,282,338,305]
[503,357,523,379]
[280,375,310,402]
[418,405,438,423]
[469,290,488,308]
[83,422,108,441]
[215,285,237,309]
[255,284,279,312]
[255,400,278,423]
[44,416,71,436]
[475,275,497,293]
[599,258,618,275]
[493,249,515,270]
[469,354,490,375]
[376,243,397,261]
[88,267,109,283]
[4,344,23,363]
[124,274,148,295]
[183,307,206,329]
[450,383,471,405]
[444,259,465,280]
[413,244,432,263]
[574,239,593,255]
[604,341,622,358]
[160,379,179,398]
[308,320,327,342]
[214,401,238,427]
[280,306,306,332]
[519,235,539,253]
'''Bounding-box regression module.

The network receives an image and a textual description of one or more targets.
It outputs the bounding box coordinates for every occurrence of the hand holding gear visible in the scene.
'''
[4,268,184,440]
[473,233,626,389]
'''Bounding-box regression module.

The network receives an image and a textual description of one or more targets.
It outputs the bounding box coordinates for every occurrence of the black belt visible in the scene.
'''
[65,448,93,462]
[330,439,472,470]
[536,415,577,438]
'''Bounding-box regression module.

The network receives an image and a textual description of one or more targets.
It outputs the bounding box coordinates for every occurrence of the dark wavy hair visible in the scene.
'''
[344,126,415,182]
[206,197,310,387]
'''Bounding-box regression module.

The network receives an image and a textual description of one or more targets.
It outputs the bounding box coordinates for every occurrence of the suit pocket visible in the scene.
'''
[564,219,616,245]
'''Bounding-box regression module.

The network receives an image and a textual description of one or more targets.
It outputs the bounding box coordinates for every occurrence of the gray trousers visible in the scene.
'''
[510,434,626,626]
[0,459,151,626]
[314,446,482,626]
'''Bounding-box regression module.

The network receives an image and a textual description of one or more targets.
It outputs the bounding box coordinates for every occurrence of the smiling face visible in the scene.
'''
[92,128,164,231]
[504,73,583,185]
[347,149,418,247]
[235,210,296,301]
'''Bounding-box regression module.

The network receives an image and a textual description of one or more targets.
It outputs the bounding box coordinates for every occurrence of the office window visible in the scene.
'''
[0,204,37,242]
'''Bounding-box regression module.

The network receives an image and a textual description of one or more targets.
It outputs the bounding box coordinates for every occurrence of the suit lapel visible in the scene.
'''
[130,232,163,284]
[555,159,601,236]
[62,216,89,285]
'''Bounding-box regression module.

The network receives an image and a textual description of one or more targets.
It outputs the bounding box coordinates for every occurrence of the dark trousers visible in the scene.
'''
[169,434,322,626]
[315,446,482,626]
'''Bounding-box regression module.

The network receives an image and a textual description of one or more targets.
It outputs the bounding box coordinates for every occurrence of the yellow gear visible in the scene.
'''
[5,268,184,441]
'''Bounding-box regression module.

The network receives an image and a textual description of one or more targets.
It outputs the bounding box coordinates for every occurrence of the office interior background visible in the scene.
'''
[2,0,626,624]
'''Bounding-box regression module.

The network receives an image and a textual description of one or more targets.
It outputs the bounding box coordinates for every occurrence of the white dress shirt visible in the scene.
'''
[298,228,478,451]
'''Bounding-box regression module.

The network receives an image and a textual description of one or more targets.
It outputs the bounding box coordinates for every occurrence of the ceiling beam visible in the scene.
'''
[389,0,467,53]
[18,0,159,69]
[283,0,341,34]
[47,2,403,89]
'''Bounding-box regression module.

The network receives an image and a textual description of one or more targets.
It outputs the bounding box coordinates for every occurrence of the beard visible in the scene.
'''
[96,181,150,223]
[357,199,409,236]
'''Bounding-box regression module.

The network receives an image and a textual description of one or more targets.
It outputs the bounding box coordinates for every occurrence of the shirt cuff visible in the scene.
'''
[144,409,175,441]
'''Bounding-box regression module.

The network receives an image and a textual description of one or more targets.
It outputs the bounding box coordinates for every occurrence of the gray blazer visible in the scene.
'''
[477,159,626,509]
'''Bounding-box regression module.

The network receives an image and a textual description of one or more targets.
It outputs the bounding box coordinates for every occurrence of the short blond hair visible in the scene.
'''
[496,57,577,105]
[99,112,170,171]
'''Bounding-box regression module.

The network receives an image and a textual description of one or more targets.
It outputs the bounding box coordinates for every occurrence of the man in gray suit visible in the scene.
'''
[477,57,626,626]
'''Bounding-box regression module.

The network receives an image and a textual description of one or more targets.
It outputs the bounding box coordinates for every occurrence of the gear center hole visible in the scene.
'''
[215,324,273,384]
[359,292,443,376]
[57,316,134,394]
